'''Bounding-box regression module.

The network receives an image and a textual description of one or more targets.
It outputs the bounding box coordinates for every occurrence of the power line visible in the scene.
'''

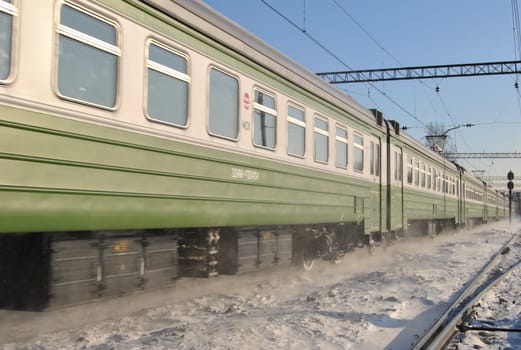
[512,0,521,61]
[258,0,428,128]
[328,0,439,95]
[329,0,402,67]
[258,0,348,69]
[511,0,521,118]
[316,61,521,83]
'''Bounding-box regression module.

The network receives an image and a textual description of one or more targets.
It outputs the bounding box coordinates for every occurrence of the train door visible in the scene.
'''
[460,177,466,226]
[391,146,404,232]
[369,136,382,233]
[483,186,489,222]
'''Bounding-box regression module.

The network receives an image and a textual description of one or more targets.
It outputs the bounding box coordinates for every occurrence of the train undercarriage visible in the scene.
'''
[0,217,470,311]
[0,222,371,310]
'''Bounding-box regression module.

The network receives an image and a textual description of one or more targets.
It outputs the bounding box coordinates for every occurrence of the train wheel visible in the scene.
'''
[368,239,377,256]
[332,258,341,265]
[303,236,317,270]
[302,255,315,271]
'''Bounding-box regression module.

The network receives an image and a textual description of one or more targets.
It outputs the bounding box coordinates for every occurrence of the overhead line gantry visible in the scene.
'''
[444,152,521,159]
[316,60,521,83]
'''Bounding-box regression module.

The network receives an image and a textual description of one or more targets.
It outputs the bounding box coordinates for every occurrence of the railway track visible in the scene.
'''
[412,231,521,350]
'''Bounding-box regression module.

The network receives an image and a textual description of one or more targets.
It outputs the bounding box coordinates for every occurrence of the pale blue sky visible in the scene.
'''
[203,0,521,186]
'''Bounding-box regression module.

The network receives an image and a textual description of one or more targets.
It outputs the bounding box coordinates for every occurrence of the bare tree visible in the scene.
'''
[424,122,457,153]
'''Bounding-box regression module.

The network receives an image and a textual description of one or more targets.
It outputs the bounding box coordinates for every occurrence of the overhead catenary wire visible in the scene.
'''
[258,0,428,128]
[329,0,402,66]
[329,0,441,106]
[327,0,462,134]
[329,0,519,146]
[511,0,521,118]
[333,0,475,159]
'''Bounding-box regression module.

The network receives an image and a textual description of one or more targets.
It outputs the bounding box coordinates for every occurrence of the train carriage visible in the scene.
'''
[0,0,506,309]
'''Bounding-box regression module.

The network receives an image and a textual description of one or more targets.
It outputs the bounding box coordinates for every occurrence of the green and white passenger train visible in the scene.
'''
[0,0,507,309]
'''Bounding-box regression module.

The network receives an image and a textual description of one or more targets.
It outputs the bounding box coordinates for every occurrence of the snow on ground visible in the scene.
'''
[449,233,521,350]
[1,222,519,350]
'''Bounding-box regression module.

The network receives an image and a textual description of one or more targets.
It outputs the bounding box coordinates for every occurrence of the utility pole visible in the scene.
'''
[508,170,514,224]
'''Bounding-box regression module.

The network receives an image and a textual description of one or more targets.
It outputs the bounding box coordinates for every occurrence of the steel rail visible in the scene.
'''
[442,257,521,347]
[412,232,519,350]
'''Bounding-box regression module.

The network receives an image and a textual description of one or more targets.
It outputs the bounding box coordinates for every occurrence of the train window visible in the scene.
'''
[414,160,420,186]
[370,141,380,176]
[406,156,413,184]
[392,151,399,181]
[375,143,380,176]
[394,151,402,181]
[0,0,16,83]
[432,168,438,192]
[56,3,120,108]
[287,103,305,157]
[253,89,276,149]
[208,67,239,140]
[420,162,426,187]
[452,179,456,195]
[146,41,189,127]
[353,133,364,172]
[335,125,348,168]
[314,115,329,163]
[369,142,373,175]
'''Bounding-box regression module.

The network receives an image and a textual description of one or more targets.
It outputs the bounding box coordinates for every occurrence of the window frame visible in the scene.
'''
[353,132,364,173]
[414,159,420,186]
[0,0,17,84]
[427,167,432,190]
[420,162,426,188]
[406,156,413,184]
[54,1,121,110]
[375,142,380,177]
[286,102,306,158]
[207,65,240,141]
[395,151,403,182]
[370,141,374,175]
[252,87,277,150]
[145,39,191,129]
[335,124,348,169]
[313,114,329,164]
